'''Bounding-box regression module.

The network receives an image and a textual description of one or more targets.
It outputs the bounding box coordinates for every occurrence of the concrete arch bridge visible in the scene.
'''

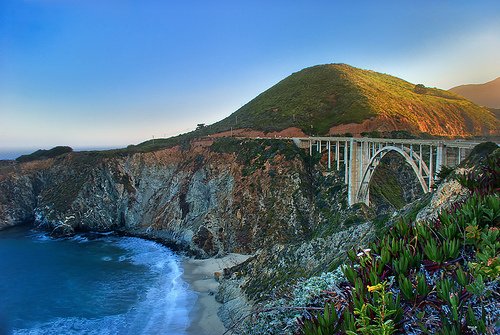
[292,137,482,206]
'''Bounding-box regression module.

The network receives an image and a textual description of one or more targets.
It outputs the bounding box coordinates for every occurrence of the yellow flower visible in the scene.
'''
[367,283,383,292]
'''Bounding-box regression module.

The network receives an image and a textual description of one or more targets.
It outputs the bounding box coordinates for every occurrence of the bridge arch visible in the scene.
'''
[356,145,430,205]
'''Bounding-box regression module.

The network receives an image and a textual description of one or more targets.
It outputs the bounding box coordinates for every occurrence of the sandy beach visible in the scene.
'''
[182,253,252,335]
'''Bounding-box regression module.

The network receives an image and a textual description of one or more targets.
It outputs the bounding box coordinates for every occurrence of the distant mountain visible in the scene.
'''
[489,108,500,120]
[450,77,500,109]
[208,64,498,137]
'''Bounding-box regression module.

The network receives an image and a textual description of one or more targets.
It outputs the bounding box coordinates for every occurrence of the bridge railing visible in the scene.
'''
[291,136,484,149]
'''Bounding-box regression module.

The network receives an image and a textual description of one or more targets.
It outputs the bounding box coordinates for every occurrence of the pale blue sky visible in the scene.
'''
[1,0,499,153]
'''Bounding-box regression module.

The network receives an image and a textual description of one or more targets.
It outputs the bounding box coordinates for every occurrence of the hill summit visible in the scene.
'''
[449,77,500,109]
[209,64,498,137]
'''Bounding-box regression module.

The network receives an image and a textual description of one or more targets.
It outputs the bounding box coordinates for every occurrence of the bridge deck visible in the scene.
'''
[291,137,486,149]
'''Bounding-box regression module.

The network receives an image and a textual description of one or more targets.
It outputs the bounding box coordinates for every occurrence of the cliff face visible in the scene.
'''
[0,139,362,258]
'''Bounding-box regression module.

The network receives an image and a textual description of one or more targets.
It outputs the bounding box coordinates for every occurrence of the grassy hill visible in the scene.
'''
[450,77,500,109]
[206,64,498,137]
[213,64,375,134]
[122,64,499,153]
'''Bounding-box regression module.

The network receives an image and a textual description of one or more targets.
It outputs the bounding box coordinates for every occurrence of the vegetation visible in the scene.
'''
[211,64,375,134]
[40,153,106,212]
[119,131,200,153]
[206,64,497,136]
[298,148,499,334]
[16,146,73,162]
[211,137,305,176]
[414,84,427,94]
[231,145,497,335]
[211,137,303,162]
[369,160,407,210]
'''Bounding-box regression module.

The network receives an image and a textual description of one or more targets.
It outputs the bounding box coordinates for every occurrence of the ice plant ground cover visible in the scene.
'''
[298,149,499,334]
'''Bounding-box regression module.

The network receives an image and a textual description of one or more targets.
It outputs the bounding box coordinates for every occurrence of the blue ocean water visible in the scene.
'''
[0,226,197,335]
[0,151,32,161]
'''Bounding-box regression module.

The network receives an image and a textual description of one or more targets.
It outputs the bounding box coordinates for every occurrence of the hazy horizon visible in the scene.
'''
[1,0,499,150]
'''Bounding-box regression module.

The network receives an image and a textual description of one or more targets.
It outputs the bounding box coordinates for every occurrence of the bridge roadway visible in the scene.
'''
[287,137,486,206]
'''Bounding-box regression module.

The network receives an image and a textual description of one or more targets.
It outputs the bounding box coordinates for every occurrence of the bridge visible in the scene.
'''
[292,137,482,206]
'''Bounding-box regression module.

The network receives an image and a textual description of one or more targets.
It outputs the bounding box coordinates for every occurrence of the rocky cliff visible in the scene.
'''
[0,138,382,333]
[0,139,370,259]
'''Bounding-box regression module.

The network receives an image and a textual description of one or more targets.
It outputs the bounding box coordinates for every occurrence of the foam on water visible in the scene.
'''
[69,235,90,243]
[1,229,197,335]
[27,231,52,242]
[114,237,197,334]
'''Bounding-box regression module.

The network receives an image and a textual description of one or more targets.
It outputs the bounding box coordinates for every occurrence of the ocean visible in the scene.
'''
[0,226,197,335]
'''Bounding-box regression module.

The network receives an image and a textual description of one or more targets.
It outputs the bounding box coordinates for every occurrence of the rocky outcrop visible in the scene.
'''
[216,211,376,329]
[416,142,500,223]
[416,171,469,223]
[0,173,37,228]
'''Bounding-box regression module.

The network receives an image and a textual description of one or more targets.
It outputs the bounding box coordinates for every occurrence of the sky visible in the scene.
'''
[1,0,499,155]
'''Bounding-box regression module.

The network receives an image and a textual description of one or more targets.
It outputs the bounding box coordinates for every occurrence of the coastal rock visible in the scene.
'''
[214,221,376,330]
[34,208,75,237]
[416,169,469,223]
[0,139,382,333]
[216,278,252,329]
[0,173,37,229]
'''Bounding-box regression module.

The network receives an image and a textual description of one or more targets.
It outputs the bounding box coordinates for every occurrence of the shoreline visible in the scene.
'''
[181,254,252,335]
[0,224,249,334]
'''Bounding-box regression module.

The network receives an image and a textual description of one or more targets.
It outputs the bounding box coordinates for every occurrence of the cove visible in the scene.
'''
[0,225,197,335]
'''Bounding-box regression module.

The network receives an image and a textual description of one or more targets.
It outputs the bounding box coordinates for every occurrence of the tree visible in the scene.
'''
[413,84,427,94]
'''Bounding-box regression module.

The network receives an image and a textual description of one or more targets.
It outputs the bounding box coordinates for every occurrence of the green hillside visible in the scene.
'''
[130,64,498,153]
[208,64,498,136]
[218,64,375,134]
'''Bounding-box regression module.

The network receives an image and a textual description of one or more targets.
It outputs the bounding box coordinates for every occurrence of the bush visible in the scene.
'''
[414,84,427,94]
